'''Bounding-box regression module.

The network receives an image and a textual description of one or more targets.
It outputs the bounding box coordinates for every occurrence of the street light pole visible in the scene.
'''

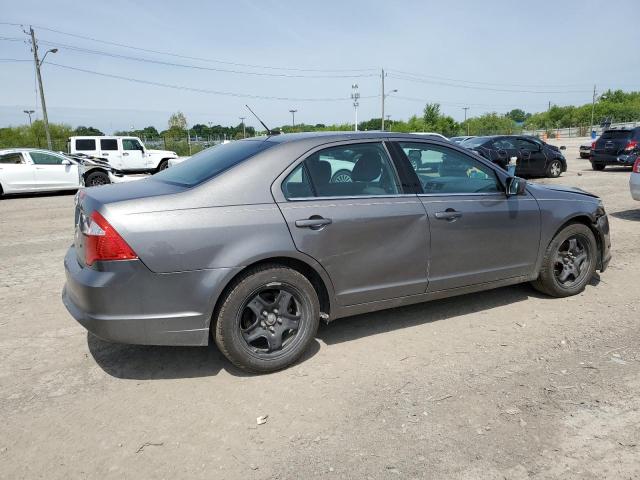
[463,107,469,135]
[23,109,35,127]
[289,109,297,129]
[351,84,360,131]
[381,87,397,132]
[28,27,56,150]
[590,84,597,138]
[239,116,246,138]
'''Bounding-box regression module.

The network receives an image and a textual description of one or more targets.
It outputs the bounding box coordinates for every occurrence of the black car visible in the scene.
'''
[590,127,640,170]
[460,135,567,178]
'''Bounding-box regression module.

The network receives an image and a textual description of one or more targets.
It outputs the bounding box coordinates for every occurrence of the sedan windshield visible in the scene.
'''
[153,139,274,187]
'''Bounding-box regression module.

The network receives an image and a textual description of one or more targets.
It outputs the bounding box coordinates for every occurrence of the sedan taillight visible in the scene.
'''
[83,211,137,266]
[625,140,638,152]
[633,157,640,174]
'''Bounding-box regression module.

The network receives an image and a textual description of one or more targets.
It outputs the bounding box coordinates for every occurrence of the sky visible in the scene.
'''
[1,0,639,134]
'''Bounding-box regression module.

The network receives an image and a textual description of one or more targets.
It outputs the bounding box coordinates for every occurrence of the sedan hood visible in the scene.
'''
[531,183,599,199]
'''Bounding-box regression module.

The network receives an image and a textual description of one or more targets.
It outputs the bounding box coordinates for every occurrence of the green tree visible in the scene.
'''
[74,125,104,136]
[505,109,529,123]
[168,111,187,130]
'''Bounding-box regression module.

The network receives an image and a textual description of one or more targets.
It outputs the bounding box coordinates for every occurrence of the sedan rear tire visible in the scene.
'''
[214,264,320,373]
[531,223,597,298]
[592,163,605,171]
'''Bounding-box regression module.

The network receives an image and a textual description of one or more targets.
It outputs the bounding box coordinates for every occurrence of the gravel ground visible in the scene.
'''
[1,142,639,479]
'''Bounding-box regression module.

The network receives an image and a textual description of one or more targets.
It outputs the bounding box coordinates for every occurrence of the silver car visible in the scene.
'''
[63,132,611,373]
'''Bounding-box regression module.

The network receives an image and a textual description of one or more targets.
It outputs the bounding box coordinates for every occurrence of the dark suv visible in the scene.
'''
[590,127,640,170]
[461,135,567,178]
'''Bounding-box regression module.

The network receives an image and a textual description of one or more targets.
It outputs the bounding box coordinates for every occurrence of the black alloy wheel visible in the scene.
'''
[214,265,320,373]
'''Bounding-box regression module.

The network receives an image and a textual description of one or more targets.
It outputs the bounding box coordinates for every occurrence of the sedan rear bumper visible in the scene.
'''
[591,152,636,166]
[62,247,240,346]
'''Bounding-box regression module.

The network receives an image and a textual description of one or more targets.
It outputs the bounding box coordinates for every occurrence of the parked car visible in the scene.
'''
[0,148,117,196]
[460,135,567,178]
[590,127,640,170]
[631,156,640,201]
[63,132,610,373]
[450,136,475,144]
[68,136,178,173]
[579,143,592,159]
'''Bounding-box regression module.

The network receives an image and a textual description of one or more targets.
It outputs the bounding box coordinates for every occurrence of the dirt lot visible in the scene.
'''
[1,142,639,479]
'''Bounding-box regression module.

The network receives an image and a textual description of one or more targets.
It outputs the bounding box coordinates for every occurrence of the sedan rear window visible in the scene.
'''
[600,130,633,140]
[153,140,273,187]
[461,137,490,147]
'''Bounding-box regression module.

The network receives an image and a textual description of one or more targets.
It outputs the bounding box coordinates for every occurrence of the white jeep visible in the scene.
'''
[68,136,177,173]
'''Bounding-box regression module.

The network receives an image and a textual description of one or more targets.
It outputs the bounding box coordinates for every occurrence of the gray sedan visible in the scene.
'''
[63,132,611,373]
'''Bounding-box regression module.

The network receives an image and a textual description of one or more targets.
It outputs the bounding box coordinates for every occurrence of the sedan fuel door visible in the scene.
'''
[29,151,81,189]
[0,151,35,192]
[393,141,540,292]
[275,141,429,306]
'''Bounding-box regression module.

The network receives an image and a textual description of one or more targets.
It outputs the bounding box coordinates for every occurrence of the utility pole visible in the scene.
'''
[590,84,597,138]
[462,107,469,135]
[28,27,56,150]
[239,117,246,138]
[381,68,385,131]
[23,109,35,126]
[351,84,360,131]
[380,69,397,132]
[289,109,297,129]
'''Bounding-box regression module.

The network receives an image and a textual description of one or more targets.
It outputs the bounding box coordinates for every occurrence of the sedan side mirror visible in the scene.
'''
[61,159,71,165]
[560,146,566,150]
[506,176,527,197]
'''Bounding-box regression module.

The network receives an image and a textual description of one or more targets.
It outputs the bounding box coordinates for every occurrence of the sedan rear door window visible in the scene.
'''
[0,153,24,164]
[283,143,401,199]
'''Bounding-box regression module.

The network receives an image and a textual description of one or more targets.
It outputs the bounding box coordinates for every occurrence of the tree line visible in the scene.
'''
[1,89,638,153]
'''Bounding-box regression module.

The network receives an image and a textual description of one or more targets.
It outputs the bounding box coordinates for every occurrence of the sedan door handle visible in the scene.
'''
[434,209,462,221]
[295,217,332,229]
[122,152,129,156]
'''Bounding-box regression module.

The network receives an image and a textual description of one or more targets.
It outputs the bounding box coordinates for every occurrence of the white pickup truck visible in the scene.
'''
[68,136,178,173]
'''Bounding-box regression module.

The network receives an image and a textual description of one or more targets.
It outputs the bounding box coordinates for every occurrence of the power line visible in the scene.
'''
[0,22,376,73]
[35,39,377,79]
[391,94,547,109]
[387,73,592,94]
[386,68,592,89]
[44,62,381,102]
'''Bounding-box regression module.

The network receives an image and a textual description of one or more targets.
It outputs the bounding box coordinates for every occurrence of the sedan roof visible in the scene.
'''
[260,131,450,145]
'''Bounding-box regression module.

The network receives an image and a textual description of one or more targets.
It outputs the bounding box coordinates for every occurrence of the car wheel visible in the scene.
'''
[531,223,597,298]
[592,163,605,171]
[157,159,169,172]
[214,264,320,373]
[85,171,110,187]
[546,160,562,178]
[331,170,352,183]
